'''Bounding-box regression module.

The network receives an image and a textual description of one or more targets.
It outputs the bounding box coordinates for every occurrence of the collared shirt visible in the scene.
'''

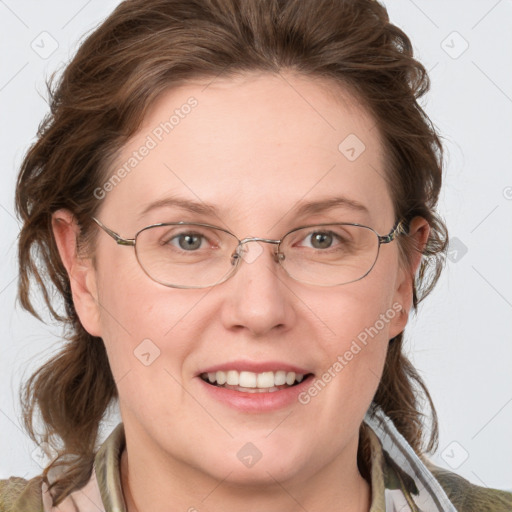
[1,406,511,511]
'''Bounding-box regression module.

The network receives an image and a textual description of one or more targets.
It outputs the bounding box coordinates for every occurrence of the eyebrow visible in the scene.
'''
[139,194,369,220]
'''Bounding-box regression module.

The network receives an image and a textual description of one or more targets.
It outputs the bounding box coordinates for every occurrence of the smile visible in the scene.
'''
[197,361,315,412]
[200,370,308,393]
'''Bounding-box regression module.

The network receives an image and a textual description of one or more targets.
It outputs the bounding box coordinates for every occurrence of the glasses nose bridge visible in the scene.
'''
[238,236,281,247]
[235,236,283,265]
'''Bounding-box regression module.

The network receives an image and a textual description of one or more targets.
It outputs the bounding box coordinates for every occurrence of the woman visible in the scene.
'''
[1,0,511,510]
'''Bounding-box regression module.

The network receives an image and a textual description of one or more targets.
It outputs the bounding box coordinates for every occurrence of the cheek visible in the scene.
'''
[320,294,392,386]
[318,273,398,356]
[304,263,399,406]
[294,312,389,459]
[94,276,210,426]
[93,249,204,381]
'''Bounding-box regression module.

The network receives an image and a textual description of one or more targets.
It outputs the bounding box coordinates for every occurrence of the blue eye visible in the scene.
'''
[163,231,208,251]
[304,231,336,249]
[174,233,204,251]
[299,229,349,250]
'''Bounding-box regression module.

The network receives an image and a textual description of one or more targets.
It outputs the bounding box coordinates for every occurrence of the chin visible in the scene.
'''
[209,457,307,487]
[195,436,312,486]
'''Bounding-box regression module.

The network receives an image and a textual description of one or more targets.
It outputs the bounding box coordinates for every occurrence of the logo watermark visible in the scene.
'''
[298,302,402,405]
[93,96,198,200]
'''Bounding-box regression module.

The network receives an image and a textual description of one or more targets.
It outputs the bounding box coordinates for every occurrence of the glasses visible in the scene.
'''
[91,217,406,289]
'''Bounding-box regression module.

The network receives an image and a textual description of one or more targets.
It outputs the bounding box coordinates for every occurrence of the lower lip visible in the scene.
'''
[197,375,314,412]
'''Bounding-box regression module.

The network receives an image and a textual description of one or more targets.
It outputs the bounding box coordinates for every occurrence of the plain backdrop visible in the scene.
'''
[1,0,511,491]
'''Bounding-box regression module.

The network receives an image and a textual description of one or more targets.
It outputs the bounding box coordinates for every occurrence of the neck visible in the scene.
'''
[120,432,372,512]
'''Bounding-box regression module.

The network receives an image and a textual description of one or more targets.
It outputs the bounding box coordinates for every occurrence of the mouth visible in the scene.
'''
[197,361,315,412]
[200,370,314,393]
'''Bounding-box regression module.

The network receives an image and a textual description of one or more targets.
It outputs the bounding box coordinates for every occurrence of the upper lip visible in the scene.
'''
[197,360,312,376]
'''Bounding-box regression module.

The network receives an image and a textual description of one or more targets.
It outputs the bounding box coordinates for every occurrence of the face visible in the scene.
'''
[57,71,421,489]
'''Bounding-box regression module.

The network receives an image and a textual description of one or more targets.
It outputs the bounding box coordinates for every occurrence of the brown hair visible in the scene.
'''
[16,0,447,505]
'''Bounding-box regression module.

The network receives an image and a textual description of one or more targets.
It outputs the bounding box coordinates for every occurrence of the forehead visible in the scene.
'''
[100,71,394,232]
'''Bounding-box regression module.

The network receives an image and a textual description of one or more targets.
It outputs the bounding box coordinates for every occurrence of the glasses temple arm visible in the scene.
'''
[91,217,136,246]
[378,219,408,244]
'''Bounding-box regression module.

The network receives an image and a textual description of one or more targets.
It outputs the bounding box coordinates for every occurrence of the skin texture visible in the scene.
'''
[52,71,429,512]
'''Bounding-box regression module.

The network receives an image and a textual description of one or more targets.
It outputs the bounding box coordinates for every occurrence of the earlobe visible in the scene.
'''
[52,209,102,337]
[388,217,430,339]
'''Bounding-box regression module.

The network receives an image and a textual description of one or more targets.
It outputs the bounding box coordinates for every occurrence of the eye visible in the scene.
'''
[160,229,213,251]
[299,229,347,250]
[171,232,205,251]
[305,231,334,249]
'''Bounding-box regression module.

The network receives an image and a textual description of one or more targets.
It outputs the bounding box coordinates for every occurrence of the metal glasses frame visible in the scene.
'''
[91,217,406,288]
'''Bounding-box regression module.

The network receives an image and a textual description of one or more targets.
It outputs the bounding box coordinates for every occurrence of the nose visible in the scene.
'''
[219,240,295,337]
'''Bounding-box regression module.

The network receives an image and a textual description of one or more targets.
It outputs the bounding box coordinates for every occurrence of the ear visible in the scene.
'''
[52,209,102,337]
[388,216,430,339]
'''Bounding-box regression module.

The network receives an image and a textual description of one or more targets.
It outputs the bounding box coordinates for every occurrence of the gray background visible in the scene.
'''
[1,0,511,491]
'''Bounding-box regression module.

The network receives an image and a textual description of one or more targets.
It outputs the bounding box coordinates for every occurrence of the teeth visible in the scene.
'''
[201,370,306,389]
[240,371,257,387]
[257,371,274,388]
[226,370,238,385]
[274,370,286,386]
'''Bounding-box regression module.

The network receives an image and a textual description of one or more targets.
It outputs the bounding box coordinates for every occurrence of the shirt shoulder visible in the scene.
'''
[0,475,44,512]
[426,462,512,512]
[0,424,125,512]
